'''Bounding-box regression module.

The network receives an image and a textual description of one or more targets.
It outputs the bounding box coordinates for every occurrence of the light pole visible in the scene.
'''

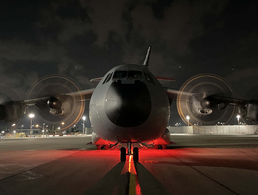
[43,123,45,135]
[29,113,35,136]
[12,124,16,135]
[82,116,86,134]
[186,115,190,126]
[236,114,240,125]
[61,122,65,134]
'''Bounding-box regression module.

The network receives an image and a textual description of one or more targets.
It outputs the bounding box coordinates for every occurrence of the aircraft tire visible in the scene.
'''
[154,145,159,149]
[162,145,167,149]
[120,147,126,162]
[96,145,101,150]
[133,147,139,162]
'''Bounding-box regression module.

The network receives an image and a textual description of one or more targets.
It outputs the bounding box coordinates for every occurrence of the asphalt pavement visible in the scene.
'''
[0,134,258,195]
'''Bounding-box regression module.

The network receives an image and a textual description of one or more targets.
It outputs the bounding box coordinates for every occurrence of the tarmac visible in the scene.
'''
[0,134,258,195]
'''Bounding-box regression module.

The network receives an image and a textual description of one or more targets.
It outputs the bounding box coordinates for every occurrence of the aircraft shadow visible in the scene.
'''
[83,160,172,195]
[83,162,127,195]
[134,162,172,195]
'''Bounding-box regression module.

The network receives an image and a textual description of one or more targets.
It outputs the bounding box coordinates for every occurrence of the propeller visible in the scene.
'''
[27,75,85,131]
[177,74,236,126]
[0,84,22,129]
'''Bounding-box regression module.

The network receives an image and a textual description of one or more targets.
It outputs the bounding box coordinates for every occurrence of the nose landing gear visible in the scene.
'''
[120,142,139,162]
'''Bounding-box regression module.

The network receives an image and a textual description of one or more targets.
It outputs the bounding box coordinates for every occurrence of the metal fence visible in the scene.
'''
[168,125,258,134]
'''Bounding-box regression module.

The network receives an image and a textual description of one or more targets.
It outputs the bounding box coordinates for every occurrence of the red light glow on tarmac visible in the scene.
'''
[128,155,141,195]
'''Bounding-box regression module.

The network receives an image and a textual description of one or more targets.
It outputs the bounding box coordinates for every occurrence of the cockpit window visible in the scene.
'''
[106,72,113,83]
[128,71,142,78]
[102,73,110,84]
[113,70,142,79]
[102,72,113,84]
[113,71,127,78]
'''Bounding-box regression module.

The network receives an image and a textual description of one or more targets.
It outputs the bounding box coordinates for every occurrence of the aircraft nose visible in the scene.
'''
[105,80,151,127]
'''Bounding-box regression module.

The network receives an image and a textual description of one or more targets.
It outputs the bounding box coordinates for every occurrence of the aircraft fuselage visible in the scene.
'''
[89,64,170,143]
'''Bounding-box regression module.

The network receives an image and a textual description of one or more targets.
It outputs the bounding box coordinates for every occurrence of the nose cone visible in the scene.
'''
[105,80,151,127]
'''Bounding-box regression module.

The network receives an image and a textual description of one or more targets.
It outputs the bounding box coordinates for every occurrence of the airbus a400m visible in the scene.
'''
[1,47,258,162]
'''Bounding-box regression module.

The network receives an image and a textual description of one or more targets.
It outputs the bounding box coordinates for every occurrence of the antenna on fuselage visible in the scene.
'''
[143,46,151,66]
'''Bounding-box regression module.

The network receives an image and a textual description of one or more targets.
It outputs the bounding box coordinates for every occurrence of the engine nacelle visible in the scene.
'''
[47,97,62,109]
[47,95,73,116]
[0,101,26,122]
[190,95,213,117]
[239,103,258,121]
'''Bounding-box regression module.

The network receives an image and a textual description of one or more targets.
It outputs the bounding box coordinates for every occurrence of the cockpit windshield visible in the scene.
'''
[113,71,127,78]
[113,71,142,79]
[128,71,142,78]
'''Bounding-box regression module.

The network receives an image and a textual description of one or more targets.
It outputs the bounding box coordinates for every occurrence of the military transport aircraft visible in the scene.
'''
[1,47,258,162]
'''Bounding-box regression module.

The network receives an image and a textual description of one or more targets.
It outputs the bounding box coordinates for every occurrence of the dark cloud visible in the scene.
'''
[0,0,258,125]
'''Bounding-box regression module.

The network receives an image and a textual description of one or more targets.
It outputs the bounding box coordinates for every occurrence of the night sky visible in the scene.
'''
[0,0,258,127]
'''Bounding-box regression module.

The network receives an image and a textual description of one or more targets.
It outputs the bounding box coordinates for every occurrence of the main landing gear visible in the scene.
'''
[154,144,167,149]
[120,142,139,162]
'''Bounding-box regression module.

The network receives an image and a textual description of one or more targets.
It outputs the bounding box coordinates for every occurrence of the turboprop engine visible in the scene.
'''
[46,95,73,116]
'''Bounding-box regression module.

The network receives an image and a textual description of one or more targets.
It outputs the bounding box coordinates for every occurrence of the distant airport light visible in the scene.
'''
[82,116,86,121]
[61,122,65,125]
[29,113,35,118]
[35,124,39,128]
[12,123,16,126]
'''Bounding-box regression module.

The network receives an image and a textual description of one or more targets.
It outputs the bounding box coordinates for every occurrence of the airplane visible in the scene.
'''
[0,46,258,162]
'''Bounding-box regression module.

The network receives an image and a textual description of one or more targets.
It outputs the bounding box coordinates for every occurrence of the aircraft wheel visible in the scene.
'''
[96,145,101,150]
[154,145,159,149]
[133,147,139,162]
[162,145,167,149]
[120,147,126,162]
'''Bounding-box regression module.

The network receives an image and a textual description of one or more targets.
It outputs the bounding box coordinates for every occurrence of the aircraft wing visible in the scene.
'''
[65,88,95,100]
[165,88,194,100]
[165,87,251,104]
[90,77,102,83]
[24,88,95,106]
